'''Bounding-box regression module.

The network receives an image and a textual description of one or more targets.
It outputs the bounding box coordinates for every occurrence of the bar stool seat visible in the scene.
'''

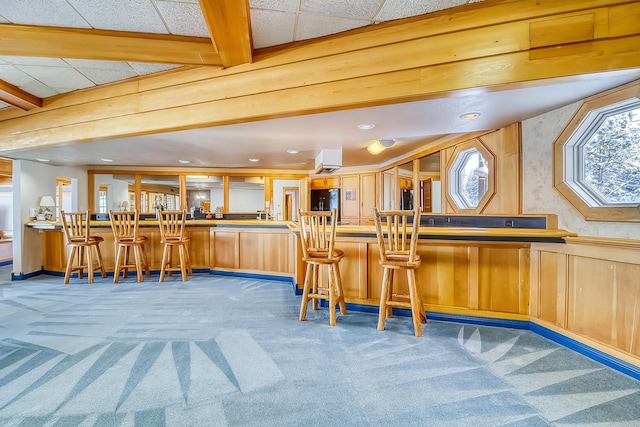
[298,208,347,326]
[110,210,151,283]
[373,208,427,337]
[157,209,192,282]
[60,210,107,284]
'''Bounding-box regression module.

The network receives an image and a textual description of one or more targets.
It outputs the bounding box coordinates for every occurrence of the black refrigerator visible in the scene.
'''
[310,188,340,220]
[400,189,413,210]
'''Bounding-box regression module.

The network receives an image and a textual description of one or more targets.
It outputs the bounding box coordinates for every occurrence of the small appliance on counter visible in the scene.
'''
[190,206,207,219]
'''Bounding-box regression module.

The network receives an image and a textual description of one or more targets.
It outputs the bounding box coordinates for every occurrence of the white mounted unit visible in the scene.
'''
[314,148,342,174]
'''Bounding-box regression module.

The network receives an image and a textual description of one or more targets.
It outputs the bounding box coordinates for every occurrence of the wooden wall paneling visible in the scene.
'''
[332,241,362,300]
[358,242,369,299]
[518,247,530,314]
[418,244,470,309]
[615,262,640,356]
[478,245,527,314]
[529,248,541,318]
[212,230,239,269]
[567,256,616,346]
[555,253,569,329]
[42,230,66,271]
[186,228,210,269]
[536,251,560,324]
[468,246,479,310]
[239,232,261,271]
[261,232,293,273]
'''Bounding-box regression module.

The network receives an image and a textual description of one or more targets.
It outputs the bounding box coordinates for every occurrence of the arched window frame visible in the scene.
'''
[553,81,640,222]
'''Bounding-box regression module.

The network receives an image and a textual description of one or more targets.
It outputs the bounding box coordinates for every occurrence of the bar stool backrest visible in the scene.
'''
[157,210,187,241]
[373,208,421,267]
[61,210,90,243]
[109,210,140,242]
[298,208,338,261]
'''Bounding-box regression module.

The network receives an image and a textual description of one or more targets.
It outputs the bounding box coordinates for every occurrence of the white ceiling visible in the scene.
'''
[1,0,639,170]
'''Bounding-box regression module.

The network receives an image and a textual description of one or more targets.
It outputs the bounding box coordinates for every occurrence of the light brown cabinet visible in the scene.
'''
[310,177,339,189]
[341,173,376,225]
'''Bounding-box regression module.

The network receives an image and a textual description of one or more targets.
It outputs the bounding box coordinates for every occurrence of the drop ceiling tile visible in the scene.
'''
[66,0,169,33]
[250,0,299,12]
[63,58,136,71]
[76,68,139,85]
[0,0,90,28]
[296,13,369,41]
[300,0,383,20]
[128,62,180,75]
[154,1,209,37]
[374,0,433,21]
[0,64,39,86]
[16,65,95,91]
[20,81,60,98]
[251,9,296,49]
[0,14,8,23]
[0,56,69,67]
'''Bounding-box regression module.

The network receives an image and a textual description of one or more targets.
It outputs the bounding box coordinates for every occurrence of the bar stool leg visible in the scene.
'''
[377,267,392,331]
[328,264,337,326]
[407,269,423,337]
[334,262,347,315]
[311,264,319,311]
[64,246,78,285]
[299,263,313,321]
[159,244,170,282]
[134,245,144,282]
[113,245,123,283]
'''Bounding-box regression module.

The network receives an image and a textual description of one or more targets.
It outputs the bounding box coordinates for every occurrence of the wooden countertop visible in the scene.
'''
[26,220,576,242]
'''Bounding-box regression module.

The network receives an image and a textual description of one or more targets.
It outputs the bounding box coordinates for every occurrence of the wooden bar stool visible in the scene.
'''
[157,209,192,282]
[109,210,151,283]
[298,208,347,326]
[373,208,427,337]
[60,210,107,284]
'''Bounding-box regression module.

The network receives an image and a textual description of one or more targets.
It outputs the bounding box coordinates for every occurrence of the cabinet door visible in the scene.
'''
[360,173,376,221]
[341,175,360,221]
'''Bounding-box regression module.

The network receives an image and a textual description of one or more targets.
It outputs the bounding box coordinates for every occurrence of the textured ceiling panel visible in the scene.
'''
[128,62,180,75]
[375,0,437,21]
[66,0,169,33]
[296,13,369,41]
[251,9,296,48]
[300,0,385,20]
[154,0,209,37]
[15,65,95,91]
[0,0,90,28]
[250,0,299,12]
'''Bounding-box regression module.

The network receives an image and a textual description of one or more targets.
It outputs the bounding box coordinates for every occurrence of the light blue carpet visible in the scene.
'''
[1,269,639,426]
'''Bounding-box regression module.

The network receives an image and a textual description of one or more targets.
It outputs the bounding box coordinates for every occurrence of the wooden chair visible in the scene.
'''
[157,209,192,282]
[109,210,151,283]
[60,210,107,284]
[298,208,347,326]
[373,208,427,337]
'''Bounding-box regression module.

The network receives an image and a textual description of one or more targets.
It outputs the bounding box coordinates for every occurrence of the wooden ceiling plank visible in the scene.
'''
[0,79,42,111]
[0,24,223,66]
[199,0,253,67]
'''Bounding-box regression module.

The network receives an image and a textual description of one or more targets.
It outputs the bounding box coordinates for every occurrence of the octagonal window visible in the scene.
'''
[564,98,640,207]
[448,148,489,209]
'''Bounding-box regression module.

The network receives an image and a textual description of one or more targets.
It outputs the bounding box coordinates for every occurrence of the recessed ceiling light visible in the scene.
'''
[178,159,191,164]
[248,158,260,162]
[460,112,481,120]
[286,149,299,154]
[357,123,375,130]
[101,158,113,162]
[35,158,49,162]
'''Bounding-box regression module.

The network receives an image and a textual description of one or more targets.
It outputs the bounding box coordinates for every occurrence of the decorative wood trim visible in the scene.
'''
[199,0,252,67]
[0,79,41,111]
[0,23,222,66]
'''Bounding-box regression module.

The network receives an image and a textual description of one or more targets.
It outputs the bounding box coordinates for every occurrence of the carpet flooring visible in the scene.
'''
[1,269,639,426]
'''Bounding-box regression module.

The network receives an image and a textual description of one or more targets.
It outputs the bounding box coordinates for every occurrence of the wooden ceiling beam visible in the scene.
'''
[0,79,41,111]
[199,0,253,67]
[0,24,223,66]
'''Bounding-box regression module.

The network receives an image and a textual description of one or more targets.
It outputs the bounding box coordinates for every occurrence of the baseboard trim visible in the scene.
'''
[209,270,297,291]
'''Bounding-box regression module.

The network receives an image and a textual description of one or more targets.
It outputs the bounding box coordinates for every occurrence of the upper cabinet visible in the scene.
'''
[340,172,377,225]
[310,177,340,190]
